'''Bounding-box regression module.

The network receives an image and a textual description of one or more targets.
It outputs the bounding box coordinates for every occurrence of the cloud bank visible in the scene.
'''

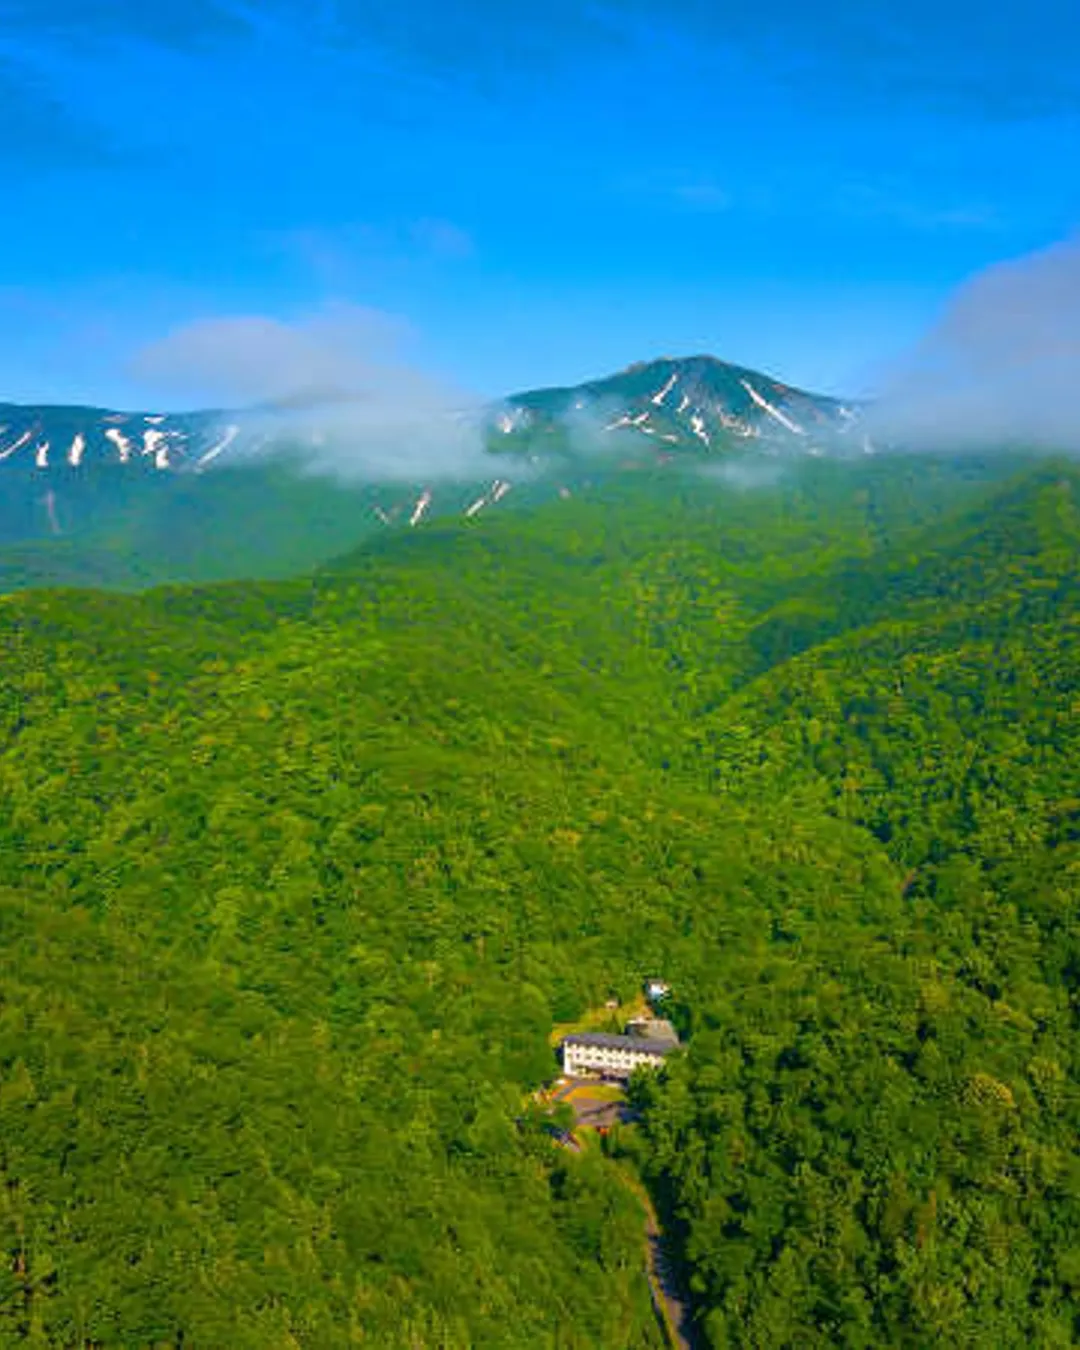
[866,237,1080,453]
[131,303,492,480]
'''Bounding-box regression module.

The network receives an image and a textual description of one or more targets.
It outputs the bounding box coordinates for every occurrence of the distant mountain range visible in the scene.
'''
[0,355,870,478]
[0,354,883,588]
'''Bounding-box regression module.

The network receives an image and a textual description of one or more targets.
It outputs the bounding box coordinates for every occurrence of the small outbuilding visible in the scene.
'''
[643,978,671,1004]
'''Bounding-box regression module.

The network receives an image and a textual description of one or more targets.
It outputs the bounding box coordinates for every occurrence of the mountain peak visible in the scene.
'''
[495,354,861,458]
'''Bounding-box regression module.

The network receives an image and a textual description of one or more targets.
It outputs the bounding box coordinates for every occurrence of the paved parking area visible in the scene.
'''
[550,1078,639,1131]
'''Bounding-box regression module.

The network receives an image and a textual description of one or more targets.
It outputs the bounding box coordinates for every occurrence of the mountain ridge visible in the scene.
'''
[0,353,865,477]
[0,352,877,585]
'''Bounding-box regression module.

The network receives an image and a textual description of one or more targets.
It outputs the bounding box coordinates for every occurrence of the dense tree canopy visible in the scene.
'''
[2,451,1079,1344]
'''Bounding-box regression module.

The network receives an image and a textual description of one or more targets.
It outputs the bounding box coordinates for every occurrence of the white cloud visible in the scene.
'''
[698,458,784,490]
[867,235,1080,452]
[268,218,475,292]
[672,183,732,212]
[130,302,492,480]
[835,181,1001,232]
[131,303,413,405]
[409,217,475,259]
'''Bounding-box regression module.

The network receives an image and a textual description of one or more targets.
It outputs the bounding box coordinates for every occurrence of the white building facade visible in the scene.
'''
[561,1032,675,1080]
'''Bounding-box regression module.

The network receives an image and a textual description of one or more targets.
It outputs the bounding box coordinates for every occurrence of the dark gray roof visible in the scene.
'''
[561,1032,675,1056]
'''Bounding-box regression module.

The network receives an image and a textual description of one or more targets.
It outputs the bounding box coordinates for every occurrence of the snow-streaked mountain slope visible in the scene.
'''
[489,355,869,460]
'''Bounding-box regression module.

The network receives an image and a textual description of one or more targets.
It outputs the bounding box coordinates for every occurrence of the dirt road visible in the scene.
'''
[548,1080,694,1347]
[618,1170,695,1350]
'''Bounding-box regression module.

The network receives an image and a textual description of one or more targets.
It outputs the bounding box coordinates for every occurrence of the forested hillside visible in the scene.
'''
[626,465,1080,1347]
[2,452,1079,1346]
[0,460,407,592]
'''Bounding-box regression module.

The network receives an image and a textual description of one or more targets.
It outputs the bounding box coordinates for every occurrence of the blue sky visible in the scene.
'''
[0,0,1077,407]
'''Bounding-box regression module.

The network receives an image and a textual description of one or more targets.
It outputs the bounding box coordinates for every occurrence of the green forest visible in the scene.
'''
[4,450,1080,1346]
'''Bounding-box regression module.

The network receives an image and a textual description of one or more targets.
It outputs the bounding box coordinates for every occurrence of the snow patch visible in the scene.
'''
[35,440,50,468]
[409,489,432,526]
[607,410,653,434]
[69,433,86,466]
[650,372,679,407]
[690,414,710,446]
[105,427,133,462]
[143,428,170,468]
[195,425,239,469]
[0,430,33,461]
[740,379,805,435]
